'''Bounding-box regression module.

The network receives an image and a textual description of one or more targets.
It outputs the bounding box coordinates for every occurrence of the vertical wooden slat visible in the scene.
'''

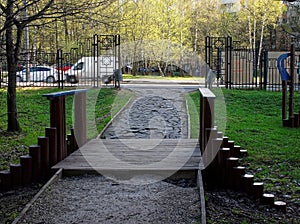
[0,170,11,191]
[49,97,66,161]
[10,164,22,188]
[38,136,49,180]
[29,145,41,182]
[74,91,87,147]
[45,127,57,167]
[199,88,215,153]
[20,155,32,186]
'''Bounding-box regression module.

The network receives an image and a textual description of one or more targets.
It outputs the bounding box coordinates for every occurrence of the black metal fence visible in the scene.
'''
[226,49,300,91]
[205,36,300,91]
[1,35,300,91]
[0,34,121,89]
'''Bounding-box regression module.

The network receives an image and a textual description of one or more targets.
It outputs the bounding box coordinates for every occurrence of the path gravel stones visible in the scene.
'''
[19,175,200,224]
[103,87,188,139]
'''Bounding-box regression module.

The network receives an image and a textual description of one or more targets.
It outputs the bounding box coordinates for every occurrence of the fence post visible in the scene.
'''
[205,36,211,89]
[10,164,22,188]
[226,36,232,89]
[56,49,64,89]
[0,170,11,191]
[289,44,295,126]
[74,91,87,147]
[282,80,287,122]
[263,50,268,90]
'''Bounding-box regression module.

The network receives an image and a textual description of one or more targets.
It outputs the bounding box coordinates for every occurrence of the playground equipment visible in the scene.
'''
[277,44,300,128]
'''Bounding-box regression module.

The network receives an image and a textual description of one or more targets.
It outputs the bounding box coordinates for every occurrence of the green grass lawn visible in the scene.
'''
[187,88,300,201]
[0,87,133,170]
[122,73,205,81]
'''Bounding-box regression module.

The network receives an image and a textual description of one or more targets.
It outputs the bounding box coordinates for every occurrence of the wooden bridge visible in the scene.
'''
[42,88,216,179]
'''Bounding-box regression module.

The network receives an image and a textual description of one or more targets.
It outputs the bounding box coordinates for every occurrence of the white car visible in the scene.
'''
[16,66,61,83]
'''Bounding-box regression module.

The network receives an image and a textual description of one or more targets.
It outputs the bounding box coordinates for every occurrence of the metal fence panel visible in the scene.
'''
[0,34,121,89]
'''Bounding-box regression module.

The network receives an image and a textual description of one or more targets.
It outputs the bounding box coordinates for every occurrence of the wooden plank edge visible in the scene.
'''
[53,167,200,172]
[61,168,198,179]
[197,169,207,224]
[12,168,63,224]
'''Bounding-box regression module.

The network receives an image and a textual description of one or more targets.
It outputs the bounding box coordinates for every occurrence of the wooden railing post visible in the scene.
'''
[199,88,216,154]
[74,91,87,147]
[49,96,66,161]
[43,89,88,163]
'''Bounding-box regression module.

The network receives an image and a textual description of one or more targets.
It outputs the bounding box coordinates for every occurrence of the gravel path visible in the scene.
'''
[18,86,202,224]
[19,175,200,224]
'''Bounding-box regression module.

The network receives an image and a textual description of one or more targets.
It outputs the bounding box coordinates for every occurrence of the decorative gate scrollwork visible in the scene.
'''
[93,34,121,88]
[205,36,232,88]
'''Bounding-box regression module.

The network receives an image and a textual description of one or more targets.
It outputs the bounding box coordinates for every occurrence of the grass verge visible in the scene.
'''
[187,88,300,201]
[0,87,133,170]
[122,73,204,81]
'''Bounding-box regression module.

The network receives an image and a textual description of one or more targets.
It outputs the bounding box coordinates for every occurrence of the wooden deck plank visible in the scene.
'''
[52,139,201,173]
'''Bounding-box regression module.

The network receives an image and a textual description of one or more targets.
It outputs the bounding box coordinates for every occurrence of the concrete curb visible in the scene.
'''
[185,98,191,139]
[12,168,63,224]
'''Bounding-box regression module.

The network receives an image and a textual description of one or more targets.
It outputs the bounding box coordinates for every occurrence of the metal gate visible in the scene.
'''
[205,36,279,90]
[62,34,121,88]
[93,34,121,88]
[205,36,232,88]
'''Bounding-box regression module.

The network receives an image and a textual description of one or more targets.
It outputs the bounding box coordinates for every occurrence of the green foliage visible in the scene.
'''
[239,0,285,48]
[188,88,300,199]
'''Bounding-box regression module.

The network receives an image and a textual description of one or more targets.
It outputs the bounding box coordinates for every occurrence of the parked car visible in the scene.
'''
[55,63,73,72]
[138,66,159,73]
[16,66,60,83]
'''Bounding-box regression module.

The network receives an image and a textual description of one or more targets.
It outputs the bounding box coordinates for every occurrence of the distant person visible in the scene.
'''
[206,69,216,89]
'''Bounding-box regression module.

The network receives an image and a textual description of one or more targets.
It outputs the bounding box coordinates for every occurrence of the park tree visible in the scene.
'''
[239,0,285,62]
[280,2,300,39]
[190,0,221,55]
[117,0,157,74]
[0,0,118,132]
[119,0,196,75]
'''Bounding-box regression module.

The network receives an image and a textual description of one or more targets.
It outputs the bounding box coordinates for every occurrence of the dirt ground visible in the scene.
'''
[205,189,300,224]
[1,176,299,224]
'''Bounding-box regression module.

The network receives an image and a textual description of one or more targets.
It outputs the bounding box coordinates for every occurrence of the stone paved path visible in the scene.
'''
[18,85,201,224]
[103,87,188,139]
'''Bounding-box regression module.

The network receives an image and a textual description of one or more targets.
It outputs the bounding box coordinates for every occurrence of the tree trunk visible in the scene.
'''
[6,0,21,132]
[257,8,267,68]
